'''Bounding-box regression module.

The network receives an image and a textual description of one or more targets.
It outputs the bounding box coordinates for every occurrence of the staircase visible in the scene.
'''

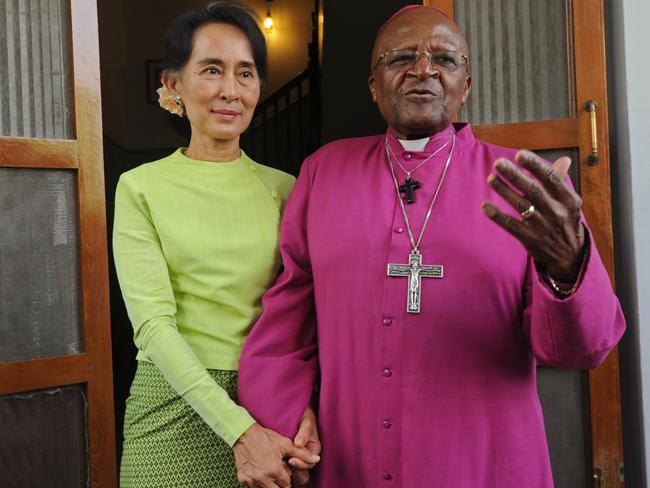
[240,11,321,176]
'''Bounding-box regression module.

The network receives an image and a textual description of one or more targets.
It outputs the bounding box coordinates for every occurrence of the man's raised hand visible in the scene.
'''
[481,150,585,283]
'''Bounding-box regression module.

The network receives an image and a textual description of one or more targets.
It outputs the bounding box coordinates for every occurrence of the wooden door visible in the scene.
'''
[424,0,623,486]
[0,0,116,486]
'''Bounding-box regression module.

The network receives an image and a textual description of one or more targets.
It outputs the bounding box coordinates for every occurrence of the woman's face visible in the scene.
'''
[169,22,261,144]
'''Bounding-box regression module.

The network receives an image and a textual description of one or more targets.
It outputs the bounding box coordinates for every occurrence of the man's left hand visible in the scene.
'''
[481,150,586,283]
[288,406,321,487]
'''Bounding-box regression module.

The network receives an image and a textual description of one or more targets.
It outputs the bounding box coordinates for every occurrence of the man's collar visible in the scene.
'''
[398,137,430,152]
[387,125,453,157]
[386,123,474,156]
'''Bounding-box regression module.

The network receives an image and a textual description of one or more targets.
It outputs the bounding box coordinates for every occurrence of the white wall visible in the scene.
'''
[607,0,650,485]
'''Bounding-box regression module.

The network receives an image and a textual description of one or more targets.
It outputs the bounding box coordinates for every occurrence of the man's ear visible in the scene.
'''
[460,75,472,107]
[368,74,377,103]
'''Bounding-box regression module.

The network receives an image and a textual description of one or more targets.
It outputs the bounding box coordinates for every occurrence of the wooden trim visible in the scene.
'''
[0,354,88,395]
[423,0,454,17]
[573,0,624,485]
[473,119,579,150]
[574,0,614,275]
[589,351,624,487]
[70,0,117,486]
[0,137,78,169]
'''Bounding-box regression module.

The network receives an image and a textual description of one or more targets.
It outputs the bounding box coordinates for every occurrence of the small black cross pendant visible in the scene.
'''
[398,177,421,204]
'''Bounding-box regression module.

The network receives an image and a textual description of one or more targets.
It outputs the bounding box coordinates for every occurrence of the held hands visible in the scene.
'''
[233,422,320,488]
[481,150,586,283]
[288,407,321,487]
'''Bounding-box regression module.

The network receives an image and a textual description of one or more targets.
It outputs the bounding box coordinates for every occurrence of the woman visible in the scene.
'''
[113,2,318,487]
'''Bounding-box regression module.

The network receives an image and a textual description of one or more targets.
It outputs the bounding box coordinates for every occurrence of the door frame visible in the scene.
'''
[0,0,117,486]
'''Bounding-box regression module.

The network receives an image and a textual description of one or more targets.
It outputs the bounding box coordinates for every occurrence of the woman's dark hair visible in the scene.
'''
[162,0,268,83]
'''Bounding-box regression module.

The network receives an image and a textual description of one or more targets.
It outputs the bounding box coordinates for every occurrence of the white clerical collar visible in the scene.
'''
[398,137,430,152]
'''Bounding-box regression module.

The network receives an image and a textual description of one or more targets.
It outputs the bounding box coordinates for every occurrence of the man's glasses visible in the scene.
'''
[374,49,469,72]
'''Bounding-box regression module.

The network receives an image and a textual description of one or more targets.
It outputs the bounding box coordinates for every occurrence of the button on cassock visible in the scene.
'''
[383,418,392,429]
[382,471,392,480]
[403,153,413,160]
[383,368,392,377]
[382,318,392,326]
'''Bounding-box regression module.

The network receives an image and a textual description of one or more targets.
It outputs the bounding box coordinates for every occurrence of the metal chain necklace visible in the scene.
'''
[385,130,456,314]
[389,130,452,178]
[386,128,452,204]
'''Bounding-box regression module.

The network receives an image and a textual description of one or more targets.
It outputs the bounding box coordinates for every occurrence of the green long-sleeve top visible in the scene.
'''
[113,148,295,446]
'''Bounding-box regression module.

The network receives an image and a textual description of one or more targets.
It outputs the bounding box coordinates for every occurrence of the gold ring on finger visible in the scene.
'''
[520,204,535,219]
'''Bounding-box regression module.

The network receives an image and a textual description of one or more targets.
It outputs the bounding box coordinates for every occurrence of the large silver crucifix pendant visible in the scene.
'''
[387,250,443,314]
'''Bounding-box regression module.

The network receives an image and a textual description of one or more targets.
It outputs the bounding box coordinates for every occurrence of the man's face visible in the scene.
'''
[368,9,471,139]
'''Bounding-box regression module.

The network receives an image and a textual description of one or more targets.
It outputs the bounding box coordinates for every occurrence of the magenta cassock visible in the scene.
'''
[238,123,625,488]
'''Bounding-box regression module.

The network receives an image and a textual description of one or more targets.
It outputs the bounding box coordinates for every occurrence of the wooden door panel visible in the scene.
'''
[424,0,623,486]
[0,0,116,486]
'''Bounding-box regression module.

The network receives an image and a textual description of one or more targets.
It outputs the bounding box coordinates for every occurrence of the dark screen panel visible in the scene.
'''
[536,148,581,194]
[0,385,88,487]
[0,168,82,362]
[537,367,592,488]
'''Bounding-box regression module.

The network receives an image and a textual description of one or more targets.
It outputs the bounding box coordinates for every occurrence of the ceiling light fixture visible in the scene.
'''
[263,0,274,34]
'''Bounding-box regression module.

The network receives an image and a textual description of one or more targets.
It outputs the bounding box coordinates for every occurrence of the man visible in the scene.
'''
[237,5,625,487]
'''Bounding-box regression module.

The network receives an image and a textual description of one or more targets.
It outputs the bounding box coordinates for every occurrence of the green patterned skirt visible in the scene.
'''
[120,361,240,488]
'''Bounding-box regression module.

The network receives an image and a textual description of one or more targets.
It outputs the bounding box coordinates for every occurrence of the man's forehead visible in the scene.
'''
[373,9,466,55]
[377,5,450,34]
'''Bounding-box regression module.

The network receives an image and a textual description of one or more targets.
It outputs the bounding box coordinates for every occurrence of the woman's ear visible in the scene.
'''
[162,69,181,95]
[158,70,185,117]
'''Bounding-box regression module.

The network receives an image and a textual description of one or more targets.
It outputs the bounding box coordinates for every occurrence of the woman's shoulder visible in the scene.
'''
[118,149,184,185]
[244,153,296,196]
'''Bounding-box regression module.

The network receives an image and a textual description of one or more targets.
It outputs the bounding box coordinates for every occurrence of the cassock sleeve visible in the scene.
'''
[238,159,319,439]
[522,224,626,369]
[113,174,255,447]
